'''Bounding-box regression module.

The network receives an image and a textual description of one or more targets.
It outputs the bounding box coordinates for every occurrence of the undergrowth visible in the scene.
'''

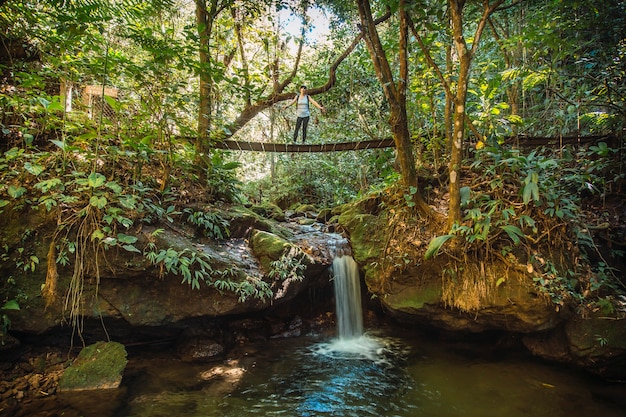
[374,143,625,315]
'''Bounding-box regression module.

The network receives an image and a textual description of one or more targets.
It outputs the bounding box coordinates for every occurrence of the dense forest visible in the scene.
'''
[0,0,625,414]
[1,0,626,394]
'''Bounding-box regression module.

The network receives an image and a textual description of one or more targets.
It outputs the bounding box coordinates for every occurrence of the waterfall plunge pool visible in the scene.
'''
[16,328,625,417]
[12,247,626,417]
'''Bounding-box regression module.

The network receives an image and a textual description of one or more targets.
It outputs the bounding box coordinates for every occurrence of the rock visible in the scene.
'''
[58,341,127,391]
[249,203,286,222]
[0,333,20,353]
[177,338,225,362]
[379,269,563,333]
[249,229,293,271]
[523,316,626,378]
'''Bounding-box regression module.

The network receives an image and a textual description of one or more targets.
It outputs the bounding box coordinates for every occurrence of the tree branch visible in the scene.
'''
[225,8,392,138]
[407,15,454,103]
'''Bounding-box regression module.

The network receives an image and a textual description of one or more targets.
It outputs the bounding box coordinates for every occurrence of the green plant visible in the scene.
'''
[531,258,578,308]
[595,297,615,316]
[204,152,242,203]
[184,209,230,239]
[595,334,608,347]
[1,299,20,340]
[268,246,307,283]
[143,243,272,301]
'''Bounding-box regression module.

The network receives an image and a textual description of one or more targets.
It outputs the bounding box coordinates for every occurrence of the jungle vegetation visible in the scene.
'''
[0,0,624,330]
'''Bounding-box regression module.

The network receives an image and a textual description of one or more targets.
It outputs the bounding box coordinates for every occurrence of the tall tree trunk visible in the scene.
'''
[447,0,507,229]
[448,0,470,228]
[196,0,212,161]
[356,0,430,215]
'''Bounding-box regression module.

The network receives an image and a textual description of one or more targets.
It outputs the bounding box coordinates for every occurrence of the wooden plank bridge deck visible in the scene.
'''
[211,138,395,152]
[205,134,617,153]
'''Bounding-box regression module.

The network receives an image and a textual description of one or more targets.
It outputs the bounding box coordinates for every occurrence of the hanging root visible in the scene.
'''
[43,240,58,309]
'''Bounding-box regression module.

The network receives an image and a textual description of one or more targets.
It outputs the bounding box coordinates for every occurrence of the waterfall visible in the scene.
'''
[331,240,363,340]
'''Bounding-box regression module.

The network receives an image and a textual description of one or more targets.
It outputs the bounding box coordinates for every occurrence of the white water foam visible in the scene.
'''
[310,333,410,368]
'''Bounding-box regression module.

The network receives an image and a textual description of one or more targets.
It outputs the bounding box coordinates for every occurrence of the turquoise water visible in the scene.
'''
[43,329,621,417]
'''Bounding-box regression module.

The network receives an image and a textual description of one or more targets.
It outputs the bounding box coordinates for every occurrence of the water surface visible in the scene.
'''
[101,330,624,417]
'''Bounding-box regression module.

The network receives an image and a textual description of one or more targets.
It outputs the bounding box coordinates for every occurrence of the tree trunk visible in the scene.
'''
[447,0,469,228]
[447,0,506,229]
[356,0,430,215]
[196,0,212,161]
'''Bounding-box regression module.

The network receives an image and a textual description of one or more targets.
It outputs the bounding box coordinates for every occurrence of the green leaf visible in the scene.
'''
[500,225,526,245]
[122,244,141,253]
[24,162,44,176]
[8,185,26,198]
[460,186,471,206]
[523,182,539,204]
[50,139,66,150]
[105,181,123,194]
[47,100,65,112]
[2,300,20,310]
[90,195,108,208]
[87,172,106,188]
[35,178,63,193]
[91,229,105,241]
[117,233,138,244]
[425,235,455,259]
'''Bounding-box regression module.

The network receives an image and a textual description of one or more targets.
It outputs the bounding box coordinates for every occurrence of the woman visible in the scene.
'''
[284,85,326,143]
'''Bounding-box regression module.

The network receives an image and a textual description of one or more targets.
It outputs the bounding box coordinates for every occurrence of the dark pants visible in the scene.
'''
[294,116,310,143]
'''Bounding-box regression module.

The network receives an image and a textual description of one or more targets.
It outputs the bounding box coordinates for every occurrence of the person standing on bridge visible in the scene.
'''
[284,85,325,143]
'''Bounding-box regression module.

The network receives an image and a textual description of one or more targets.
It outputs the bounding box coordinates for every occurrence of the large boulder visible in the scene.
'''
[1,207,336,334]
[523,316,626,378]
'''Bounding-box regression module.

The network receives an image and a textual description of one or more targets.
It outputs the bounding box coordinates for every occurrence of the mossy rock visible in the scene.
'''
[337,206,386,265]
[59,341,128,391]
[298,218,317,226]
[293,204,316,214]
[249,229,293,271]
[225,206,291,239]
[379,280,442,311]
[250,203,285,222]
[316,208,333,223]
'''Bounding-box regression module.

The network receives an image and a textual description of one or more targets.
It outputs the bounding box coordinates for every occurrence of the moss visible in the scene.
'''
[59,341,128,391]
[382,283,442,311]
[227,206,292,239]
[293,204,316,214]
[249,202,285,222]
[249,230,293,271]
[337,207,386,265]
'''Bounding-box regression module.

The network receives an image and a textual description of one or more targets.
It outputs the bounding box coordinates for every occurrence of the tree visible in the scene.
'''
[447,0,514,228]
[195,0,230,161]
[355,0,430,215]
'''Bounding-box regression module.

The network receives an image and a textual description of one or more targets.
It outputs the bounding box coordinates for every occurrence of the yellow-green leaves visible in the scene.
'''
[424,234,455,259]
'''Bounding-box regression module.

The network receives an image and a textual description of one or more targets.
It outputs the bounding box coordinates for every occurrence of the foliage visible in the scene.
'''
[268,246,307,283]
[204,151,243,203]
[143,243,271,301]
[1,299,20,340]
[185,208,231,239]
[426,143,624,308]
